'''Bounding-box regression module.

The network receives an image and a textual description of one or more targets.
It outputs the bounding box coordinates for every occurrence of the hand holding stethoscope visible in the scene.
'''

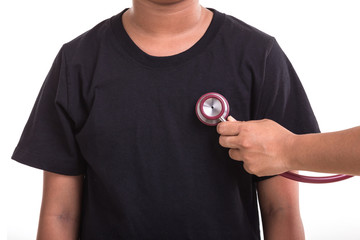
[195,92,353,183]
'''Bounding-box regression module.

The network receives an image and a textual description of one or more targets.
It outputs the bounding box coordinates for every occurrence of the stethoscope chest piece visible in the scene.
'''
[196,92,230,126]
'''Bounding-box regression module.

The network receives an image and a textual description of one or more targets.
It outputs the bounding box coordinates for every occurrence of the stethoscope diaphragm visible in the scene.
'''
[195,92,230,126]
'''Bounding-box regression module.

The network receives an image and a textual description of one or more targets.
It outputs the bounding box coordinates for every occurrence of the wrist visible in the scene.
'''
[284,133,300,171]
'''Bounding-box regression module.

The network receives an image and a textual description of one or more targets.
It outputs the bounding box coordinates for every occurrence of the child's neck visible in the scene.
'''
[122,0,213,56]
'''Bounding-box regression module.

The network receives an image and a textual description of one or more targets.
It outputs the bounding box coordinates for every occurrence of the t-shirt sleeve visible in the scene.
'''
[252,38,320,181]
[253,38,320,133]
[11,47,86,175]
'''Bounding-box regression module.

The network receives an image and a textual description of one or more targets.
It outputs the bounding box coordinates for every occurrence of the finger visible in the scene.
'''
[242,163,255,175]
[228,148,242,161]
[217,121,243,136]
[219,136,240,148]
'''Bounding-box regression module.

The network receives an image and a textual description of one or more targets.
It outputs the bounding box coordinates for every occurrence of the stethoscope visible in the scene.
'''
[195,92,353,183]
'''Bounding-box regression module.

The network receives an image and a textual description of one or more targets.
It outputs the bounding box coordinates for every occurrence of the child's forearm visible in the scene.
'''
[258,176,304,240]
[37,172,83,240]
[37,213,80,240]
[262,208,305,240]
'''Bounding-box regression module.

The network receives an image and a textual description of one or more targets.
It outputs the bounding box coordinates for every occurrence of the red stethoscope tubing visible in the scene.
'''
[196,92,353,184]
[280,171,353,183]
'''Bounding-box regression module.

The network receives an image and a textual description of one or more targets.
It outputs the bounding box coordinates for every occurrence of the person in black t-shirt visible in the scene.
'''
[12,0,319,239]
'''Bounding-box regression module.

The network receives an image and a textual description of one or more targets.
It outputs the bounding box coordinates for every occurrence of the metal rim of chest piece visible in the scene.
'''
[195,92,230,126]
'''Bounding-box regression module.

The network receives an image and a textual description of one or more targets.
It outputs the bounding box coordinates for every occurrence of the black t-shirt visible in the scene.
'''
[12,9,319,239]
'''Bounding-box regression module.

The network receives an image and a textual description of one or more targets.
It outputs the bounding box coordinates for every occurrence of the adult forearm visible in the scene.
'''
[37,213,80,240]
[218,119,360,176]
[291,126,360,175]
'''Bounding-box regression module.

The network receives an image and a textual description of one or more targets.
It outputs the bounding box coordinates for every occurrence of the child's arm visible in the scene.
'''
[37,171,83,240]
[257,175,305,240]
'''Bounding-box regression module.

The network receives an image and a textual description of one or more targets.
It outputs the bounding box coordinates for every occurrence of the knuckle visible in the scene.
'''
[247,165,256,175]
[239,138,251,148]
[247,164,258,175]
[237,122,246,131]
[243,163,253,174]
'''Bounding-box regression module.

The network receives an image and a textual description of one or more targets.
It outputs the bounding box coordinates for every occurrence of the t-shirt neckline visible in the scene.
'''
[110,8,225,68]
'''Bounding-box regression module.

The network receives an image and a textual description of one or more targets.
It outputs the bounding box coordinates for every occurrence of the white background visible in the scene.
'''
[1,0,359,239]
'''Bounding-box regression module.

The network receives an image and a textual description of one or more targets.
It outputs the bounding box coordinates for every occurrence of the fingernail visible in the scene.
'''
[228,116,237,121]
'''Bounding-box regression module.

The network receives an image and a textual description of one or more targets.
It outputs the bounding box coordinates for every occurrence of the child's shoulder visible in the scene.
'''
[224,12,272,37]
[65,19,111,49]
[60,11,123,60]
[218,10,274,47]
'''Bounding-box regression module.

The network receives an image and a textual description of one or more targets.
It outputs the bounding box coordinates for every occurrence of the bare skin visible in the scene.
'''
[122,0,213,56]
[38,1,305,239]
[217,117,360,176]
[37,171,83,240]
[258,176,305,240]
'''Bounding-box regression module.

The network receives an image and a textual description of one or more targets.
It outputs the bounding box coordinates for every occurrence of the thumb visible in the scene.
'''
[227,116,237,122]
